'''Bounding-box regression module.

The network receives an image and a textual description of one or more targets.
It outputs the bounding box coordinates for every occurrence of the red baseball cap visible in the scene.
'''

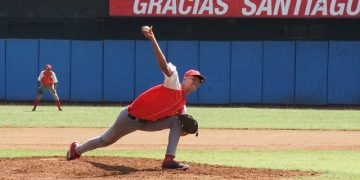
[45,64,52,70]
[184,69,205,83]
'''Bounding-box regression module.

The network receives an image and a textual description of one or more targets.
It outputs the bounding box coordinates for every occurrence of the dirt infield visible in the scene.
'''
[1,128,360,179]
[1,156,317,180]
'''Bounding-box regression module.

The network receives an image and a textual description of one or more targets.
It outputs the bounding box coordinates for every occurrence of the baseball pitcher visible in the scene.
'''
[66,26,204,170]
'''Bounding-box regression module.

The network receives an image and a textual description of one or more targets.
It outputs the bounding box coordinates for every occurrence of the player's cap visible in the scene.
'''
[45,64,52,70]
[184,69,205,83]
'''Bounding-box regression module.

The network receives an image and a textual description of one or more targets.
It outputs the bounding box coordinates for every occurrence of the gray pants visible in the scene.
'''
[76,108,182,156]
[36,85,60,101]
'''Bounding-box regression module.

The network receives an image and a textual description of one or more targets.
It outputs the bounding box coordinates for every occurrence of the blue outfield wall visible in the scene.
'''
[6,39,39,101]
[103,40,135,102]
[1,39,360,105]
[71,41,103,102]
[231,41,263,104]
[295,41,328,105]
[263,41,295,104]
[328,41,360,105]
[0,40,4,99]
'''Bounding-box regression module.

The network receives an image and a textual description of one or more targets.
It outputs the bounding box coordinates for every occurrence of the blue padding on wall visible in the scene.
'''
[199,41,231,104]
[71,41,103,101]
[6,39,39,101]
[328,41,360,105]
[295,41,328,105]
[104,40,135,102]
[231,41,263,103]
[167,41,199,104]
[0,40,4,99]
[263,41,295,104]
[39,40,71,101]
[135,40,167,96]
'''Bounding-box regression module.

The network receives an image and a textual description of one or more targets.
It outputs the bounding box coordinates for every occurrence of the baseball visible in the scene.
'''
[141,26,150,32]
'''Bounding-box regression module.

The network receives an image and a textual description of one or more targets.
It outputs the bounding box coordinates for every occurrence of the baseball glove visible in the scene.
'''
[37,87,44,95]
[178,114,199,136]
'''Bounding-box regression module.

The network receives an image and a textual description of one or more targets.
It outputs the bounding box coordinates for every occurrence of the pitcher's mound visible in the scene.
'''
[1,156,318,179]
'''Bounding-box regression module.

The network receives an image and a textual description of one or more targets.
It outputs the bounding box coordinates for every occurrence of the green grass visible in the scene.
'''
[190,107,360,130]
[0,105,119,128]
[1,105,360,130]
[1,149,360,179]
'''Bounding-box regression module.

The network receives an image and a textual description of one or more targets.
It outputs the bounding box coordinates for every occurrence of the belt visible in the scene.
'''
[127,113,137,120]
[128,113,148,122]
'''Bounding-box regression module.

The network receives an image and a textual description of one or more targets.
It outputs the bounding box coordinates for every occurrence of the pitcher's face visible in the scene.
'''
[183,76,201,93]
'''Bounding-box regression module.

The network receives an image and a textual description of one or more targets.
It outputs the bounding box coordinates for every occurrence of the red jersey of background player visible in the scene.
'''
[38,67,58,86]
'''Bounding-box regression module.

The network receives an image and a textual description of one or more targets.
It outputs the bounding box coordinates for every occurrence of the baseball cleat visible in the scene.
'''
[162,160,189,170]
[66,142,81,161]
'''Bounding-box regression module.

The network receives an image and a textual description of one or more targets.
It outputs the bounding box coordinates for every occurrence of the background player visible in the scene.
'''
[32,64,63,111]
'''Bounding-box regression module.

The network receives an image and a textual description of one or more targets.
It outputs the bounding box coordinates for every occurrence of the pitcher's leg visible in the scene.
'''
[76,109,141,154]
[166,119,181,155]
[141,116,181,155]
[141,116,188,169]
